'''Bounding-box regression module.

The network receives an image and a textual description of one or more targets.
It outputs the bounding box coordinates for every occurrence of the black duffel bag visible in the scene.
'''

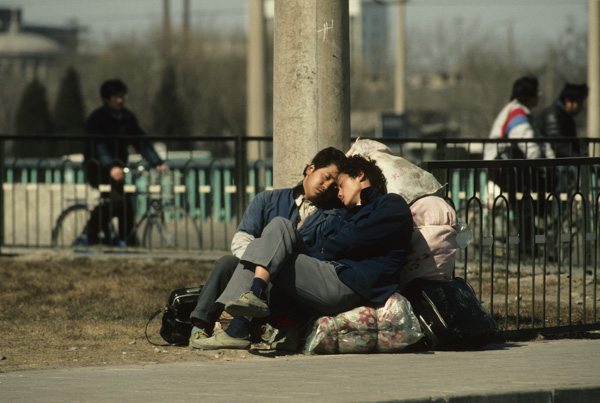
[145,286,203,346]
[402,277,498,351]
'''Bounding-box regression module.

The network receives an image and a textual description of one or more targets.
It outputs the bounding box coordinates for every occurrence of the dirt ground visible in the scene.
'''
[0,250,298,373]
[2,249,597,373]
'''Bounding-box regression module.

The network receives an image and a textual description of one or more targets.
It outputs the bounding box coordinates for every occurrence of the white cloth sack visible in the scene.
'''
[345,138,445,205]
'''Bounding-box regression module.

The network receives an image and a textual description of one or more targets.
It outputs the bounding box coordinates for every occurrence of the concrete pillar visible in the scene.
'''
[247,0,267,162]
[588,0,600,146]
[394,1,405,115]
[182,0,191,49]
[162,0,171,39]
[162,0,172,57]
[273,0,350,188]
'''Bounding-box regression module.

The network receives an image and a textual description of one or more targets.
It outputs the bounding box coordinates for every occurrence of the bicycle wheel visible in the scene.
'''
[52,204,91,247]
[141,205,201,250]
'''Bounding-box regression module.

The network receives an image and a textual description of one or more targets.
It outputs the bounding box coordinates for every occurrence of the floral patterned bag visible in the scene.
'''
[304,293,423,354]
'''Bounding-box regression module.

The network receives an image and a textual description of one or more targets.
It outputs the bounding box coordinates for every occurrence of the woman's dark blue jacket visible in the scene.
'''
[319,187,413,304]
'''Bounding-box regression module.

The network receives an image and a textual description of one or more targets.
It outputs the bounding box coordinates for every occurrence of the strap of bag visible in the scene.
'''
[453,277,475,293]
[144,308,176,347]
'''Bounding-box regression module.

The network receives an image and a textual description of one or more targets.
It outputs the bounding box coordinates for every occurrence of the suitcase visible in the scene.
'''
[402,277,498,351]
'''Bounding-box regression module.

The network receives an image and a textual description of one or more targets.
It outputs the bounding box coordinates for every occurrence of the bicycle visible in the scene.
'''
[51,168,201,250]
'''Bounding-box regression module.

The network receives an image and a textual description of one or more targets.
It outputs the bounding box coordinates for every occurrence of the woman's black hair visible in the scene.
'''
[340,155,387,195]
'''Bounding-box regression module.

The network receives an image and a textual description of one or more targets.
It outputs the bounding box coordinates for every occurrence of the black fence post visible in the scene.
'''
[235,135,248,224]
[0,139,3,253]
[436,138,446,160]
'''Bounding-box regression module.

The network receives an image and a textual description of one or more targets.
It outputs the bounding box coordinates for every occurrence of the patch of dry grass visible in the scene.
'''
[1,255,206,322]
[0,253,269,373]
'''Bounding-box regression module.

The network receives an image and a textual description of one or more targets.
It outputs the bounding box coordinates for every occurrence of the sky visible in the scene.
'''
[0,0,590,52]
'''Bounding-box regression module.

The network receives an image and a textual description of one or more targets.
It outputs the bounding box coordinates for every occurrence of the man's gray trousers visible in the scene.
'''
[216,217,363,316]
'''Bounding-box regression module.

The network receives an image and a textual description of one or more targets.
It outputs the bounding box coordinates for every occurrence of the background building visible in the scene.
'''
[349,0,390,79]
[0,8,77,80]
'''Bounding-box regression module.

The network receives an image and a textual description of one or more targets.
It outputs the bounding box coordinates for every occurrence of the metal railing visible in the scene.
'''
[2,135,599,248]
[421,156,600,338]
[0,134,274,251]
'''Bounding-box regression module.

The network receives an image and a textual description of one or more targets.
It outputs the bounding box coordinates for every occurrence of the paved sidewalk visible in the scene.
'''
[2,339,600,402]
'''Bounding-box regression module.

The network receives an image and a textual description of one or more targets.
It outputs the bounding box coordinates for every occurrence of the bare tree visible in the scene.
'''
[3,17,589,157]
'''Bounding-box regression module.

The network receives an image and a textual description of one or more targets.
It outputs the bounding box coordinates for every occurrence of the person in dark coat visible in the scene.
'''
[84,79,167,245]
[536,82,589,158]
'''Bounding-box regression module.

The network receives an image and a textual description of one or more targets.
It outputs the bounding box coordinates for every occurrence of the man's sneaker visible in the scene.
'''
[270,327,299,352]
[225,291,270,318]
[191,330,251,350]
[113,238,126,247]
[72,236,87,246]
[189,327,210,349]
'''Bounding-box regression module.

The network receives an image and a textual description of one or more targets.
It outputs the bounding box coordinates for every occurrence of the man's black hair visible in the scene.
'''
[510,76,539,104]
[559,83,589,103]
[340,155,387,195]
[303,147,346,176]
[100,79,128,99]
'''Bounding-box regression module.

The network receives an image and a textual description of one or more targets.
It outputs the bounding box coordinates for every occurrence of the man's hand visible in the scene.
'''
[156,164,170,173]
[110,166,125,182]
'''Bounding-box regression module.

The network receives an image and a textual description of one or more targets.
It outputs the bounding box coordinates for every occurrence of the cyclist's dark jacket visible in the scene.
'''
[84,105,163,187]
[236,183,339,258]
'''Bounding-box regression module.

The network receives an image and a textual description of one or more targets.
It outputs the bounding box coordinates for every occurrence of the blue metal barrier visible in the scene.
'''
[4,157,274,223]
[1,155,273,250]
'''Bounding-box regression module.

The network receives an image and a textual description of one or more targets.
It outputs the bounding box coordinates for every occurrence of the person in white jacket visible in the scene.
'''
[483,75,554,161]
[484,75,551,258]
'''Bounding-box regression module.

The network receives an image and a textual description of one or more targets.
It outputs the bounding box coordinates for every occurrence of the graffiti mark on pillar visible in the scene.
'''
[318,20,334,42]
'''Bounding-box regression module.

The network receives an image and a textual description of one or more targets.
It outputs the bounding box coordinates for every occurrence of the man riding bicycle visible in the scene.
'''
[84,78,167,246]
